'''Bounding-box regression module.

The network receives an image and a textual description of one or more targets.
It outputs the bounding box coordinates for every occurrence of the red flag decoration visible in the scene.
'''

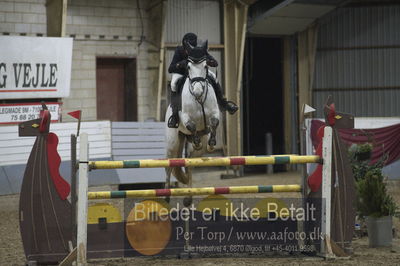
[67,110,82,136]
[327,103,336,126]
[67,110,81,120]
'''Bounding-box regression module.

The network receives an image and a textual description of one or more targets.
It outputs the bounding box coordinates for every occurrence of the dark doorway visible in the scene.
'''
[242,37,284,173]
[96,58,137,121]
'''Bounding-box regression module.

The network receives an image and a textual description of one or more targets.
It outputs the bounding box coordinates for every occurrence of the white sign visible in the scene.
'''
[0,102,61,124]
[0,36,73,99]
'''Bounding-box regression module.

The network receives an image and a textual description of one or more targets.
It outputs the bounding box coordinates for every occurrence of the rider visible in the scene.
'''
[167,32,238,128]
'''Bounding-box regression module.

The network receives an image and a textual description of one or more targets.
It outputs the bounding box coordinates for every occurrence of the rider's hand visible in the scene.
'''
[206,59,218,67]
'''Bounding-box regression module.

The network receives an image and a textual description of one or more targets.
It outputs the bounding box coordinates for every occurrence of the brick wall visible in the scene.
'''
[66,0,160,122]
[0,0,161,122]
[0,0,47,35]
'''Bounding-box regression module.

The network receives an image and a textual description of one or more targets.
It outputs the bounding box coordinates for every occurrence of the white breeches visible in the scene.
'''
[171,73,183,92]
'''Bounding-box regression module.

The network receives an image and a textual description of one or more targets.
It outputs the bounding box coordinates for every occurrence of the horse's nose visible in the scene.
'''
[193,84,203,98]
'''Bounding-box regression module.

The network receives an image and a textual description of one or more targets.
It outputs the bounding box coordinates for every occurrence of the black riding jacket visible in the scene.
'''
[168,45,218,75]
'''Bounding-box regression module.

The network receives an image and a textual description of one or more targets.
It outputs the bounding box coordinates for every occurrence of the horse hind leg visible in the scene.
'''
[164,167,172,203]
[207,117,219,152]
[183,143,193,207]
[183,166,193,207]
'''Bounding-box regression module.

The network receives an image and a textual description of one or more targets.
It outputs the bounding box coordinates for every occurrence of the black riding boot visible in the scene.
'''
[168,90,180,128]
[210,79,238,114]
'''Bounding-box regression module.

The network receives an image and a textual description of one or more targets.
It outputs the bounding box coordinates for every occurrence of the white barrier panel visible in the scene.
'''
[0,121,111,166]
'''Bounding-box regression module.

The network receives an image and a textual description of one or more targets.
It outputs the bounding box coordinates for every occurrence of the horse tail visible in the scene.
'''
[172,167,189,184]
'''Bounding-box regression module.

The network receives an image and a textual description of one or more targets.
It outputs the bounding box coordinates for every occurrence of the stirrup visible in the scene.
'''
[168,116,179,128]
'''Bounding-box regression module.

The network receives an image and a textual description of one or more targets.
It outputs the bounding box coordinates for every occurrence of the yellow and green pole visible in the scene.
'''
[89,155,321,170]
[87,184,302,200]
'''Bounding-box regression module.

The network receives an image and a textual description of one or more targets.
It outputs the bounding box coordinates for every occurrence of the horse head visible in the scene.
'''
[187,40,209,100]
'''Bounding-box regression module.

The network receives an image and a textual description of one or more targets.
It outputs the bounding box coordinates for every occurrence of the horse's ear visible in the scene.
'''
[202,40,208,51]
[184,40,194,53]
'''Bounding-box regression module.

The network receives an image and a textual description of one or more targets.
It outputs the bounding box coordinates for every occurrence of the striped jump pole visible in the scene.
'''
[88,155,322,170]
[87,184,302,200]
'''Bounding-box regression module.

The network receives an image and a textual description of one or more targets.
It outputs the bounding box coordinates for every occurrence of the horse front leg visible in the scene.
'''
[183,115,202,150]
[207,116,219,152]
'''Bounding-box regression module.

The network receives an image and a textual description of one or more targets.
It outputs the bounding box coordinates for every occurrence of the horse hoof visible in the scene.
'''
[193,135,201,145]
[183,196,192,207]
[207,145,214,152]
[194,143,202,150]
[208,138,216,147]
[176,175,189,184]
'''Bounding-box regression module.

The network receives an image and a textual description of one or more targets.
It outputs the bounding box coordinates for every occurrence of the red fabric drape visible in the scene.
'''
[47,133,71,200]
[311,120,400,165]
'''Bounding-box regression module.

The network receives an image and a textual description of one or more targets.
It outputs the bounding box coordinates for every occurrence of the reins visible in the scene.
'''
[186,61,210,137]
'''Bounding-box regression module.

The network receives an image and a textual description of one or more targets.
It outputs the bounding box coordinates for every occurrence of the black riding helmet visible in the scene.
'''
[182,32,197,50]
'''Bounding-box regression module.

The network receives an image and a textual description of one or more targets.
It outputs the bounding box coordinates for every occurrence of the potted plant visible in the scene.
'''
[348,142,377,182]
[355,164,397,247]
[354,142,373,161]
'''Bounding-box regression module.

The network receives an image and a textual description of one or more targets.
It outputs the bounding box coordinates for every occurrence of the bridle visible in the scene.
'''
[187,57,209,105]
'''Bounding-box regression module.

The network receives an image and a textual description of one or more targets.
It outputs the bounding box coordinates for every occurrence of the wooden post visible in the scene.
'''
[282,37,292,159]
[46,0,67,37]
[156,1,167,121]
[224,0,249,175]
[224,1,236,159]
[70,134,77,247]
[236,3,248,163]
[76,133,89,266]
[321,126,333,257]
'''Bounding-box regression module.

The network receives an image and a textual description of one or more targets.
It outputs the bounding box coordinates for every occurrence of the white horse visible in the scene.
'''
[165,41,220,189]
